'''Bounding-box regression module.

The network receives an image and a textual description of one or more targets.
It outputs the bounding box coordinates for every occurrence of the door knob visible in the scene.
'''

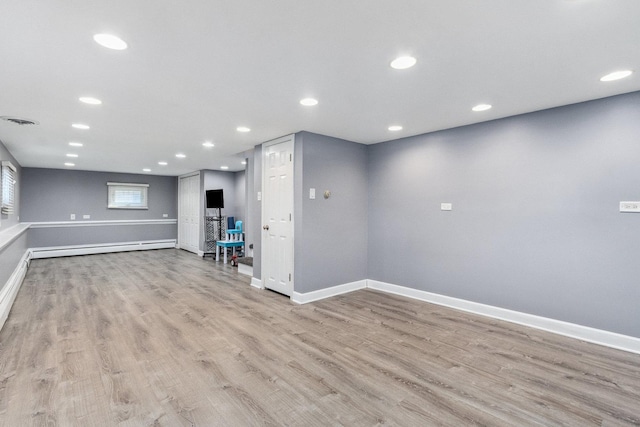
[263,225,269,230]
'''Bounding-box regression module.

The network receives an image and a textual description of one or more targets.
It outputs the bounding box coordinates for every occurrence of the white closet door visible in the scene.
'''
[179,173,200,254]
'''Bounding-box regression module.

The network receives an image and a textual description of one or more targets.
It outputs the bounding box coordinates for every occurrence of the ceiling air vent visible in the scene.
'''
[0,116,39,126]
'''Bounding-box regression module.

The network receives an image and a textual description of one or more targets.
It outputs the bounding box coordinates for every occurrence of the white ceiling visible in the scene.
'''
[1,1,639,176]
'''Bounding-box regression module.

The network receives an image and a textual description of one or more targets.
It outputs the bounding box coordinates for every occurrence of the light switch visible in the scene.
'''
[70,214,76,220]
[441,203,452,211]
[310,188,316,199]
[163,213,168,218]
[257,191,262,201]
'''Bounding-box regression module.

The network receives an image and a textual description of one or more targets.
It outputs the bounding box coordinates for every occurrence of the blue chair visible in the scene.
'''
[227,220,243,241]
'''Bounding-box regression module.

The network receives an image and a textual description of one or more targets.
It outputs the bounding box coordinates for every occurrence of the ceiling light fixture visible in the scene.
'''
[68,142,83,147]
[66,153,78,158]
[202,141,215,148]
[64,162,75,167]
[300,98,318,106]
[236,126,251,133]
[175,153,186,158]
[158,161,168,166]
[220,166,229,170]
[390,56,417,70]
[472,104,492,112]
[241,161,247,165]
[93,33,128,50]
[79,97,102,105]
[143,168,151,172]
[72,123,90,129]
[600,70,633,82]
[388,125,403,131]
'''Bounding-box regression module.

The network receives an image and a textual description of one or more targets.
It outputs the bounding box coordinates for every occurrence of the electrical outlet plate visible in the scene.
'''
[441,203,452,211]
[620,201,640,213]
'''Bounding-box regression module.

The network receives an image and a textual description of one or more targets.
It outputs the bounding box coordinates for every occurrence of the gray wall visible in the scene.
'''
[0,139,25,288]
[294,132,368,293]
[234,170,246,226]
[368,91,640,337]
[250,146,263,278]
[21,168,177,247]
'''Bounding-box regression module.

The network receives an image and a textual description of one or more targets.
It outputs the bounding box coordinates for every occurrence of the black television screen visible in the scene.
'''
[206,189,224,209]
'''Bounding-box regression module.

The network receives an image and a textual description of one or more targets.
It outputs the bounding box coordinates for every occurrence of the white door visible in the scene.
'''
[179,173,200,254]
[262,135,294,296]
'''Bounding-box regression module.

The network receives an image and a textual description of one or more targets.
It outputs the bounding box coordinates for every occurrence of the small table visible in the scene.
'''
[215,240,244,264]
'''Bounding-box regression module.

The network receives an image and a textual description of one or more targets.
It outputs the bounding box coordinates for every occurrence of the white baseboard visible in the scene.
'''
[0,249,31,331]
[250,277,264,289]
[238,263,253,277]
[367,279,640,355]
[30,239,177,259]
[292,280,367,305]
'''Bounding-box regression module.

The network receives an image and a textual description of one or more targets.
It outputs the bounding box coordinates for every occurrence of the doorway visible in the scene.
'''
[261,135,295,296]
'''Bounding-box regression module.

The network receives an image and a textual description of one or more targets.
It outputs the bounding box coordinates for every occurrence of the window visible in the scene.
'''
[107,182,149,209]
[1,161,16,214]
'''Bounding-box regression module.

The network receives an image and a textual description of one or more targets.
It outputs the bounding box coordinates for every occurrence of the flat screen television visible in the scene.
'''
[206,189,224,209]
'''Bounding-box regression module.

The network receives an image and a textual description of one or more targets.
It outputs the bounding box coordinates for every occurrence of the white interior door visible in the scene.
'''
[262,135,294,296]
[179,173,200,254]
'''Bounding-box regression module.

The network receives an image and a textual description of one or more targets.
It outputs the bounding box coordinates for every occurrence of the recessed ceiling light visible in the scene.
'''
[175,153,186,158]
[388,125,403,131]
[158,161,168,166]
[237,126,251,133]
[390,56,417,70]
[79,97,102,105]
[143,168,151,172]
[68,142,83,147]
[66,153,78,158]
[220,166,229,170]
[300,98,318,106]
[64,162,75,167]
[93,33,128,50]
[600,70,633,82]
[241,161,247,165]
[472,104,492,112]
[72,123,90,130]
[202,141,215,148]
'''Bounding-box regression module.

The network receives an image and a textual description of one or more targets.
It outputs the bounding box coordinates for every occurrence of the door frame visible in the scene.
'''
[261,134,295,296]
[178,171,201,254]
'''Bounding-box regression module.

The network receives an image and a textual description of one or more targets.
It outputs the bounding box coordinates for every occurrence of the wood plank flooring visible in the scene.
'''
[1,249,639,426]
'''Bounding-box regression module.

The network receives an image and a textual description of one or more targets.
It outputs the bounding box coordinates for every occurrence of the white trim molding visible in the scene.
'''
[367,279,640,355]
[29,219,177,228]
[30,239,177,259]
[0,223,30,252]
[250,277,264,289]
[292,280,367,305]
[0,249,30,331]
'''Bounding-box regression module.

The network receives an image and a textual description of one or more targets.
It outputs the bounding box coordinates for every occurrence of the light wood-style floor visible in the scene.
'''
[1,249,639,426]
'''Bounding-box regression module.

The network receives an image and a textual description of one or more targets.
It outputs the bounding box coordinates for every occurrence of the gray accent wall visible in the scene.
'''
[21,168,177,247]
[367,92,640,337]
[250,146,263,279]
[294,132,368,294]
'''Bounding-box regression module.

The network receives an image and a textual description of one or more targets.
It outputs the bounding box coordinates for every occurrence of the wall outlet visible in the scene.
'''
[441,203,453,211]
[70,214,76,220]
[620,201,640,213]
[82,214,90,219]
[163,213,168,218]
[257,191,262,201]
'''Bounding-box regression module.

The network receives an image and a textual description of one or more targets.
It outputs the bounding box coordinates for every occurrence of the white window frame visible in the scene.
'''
[107,182,149,209]
[1,161,17,215]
